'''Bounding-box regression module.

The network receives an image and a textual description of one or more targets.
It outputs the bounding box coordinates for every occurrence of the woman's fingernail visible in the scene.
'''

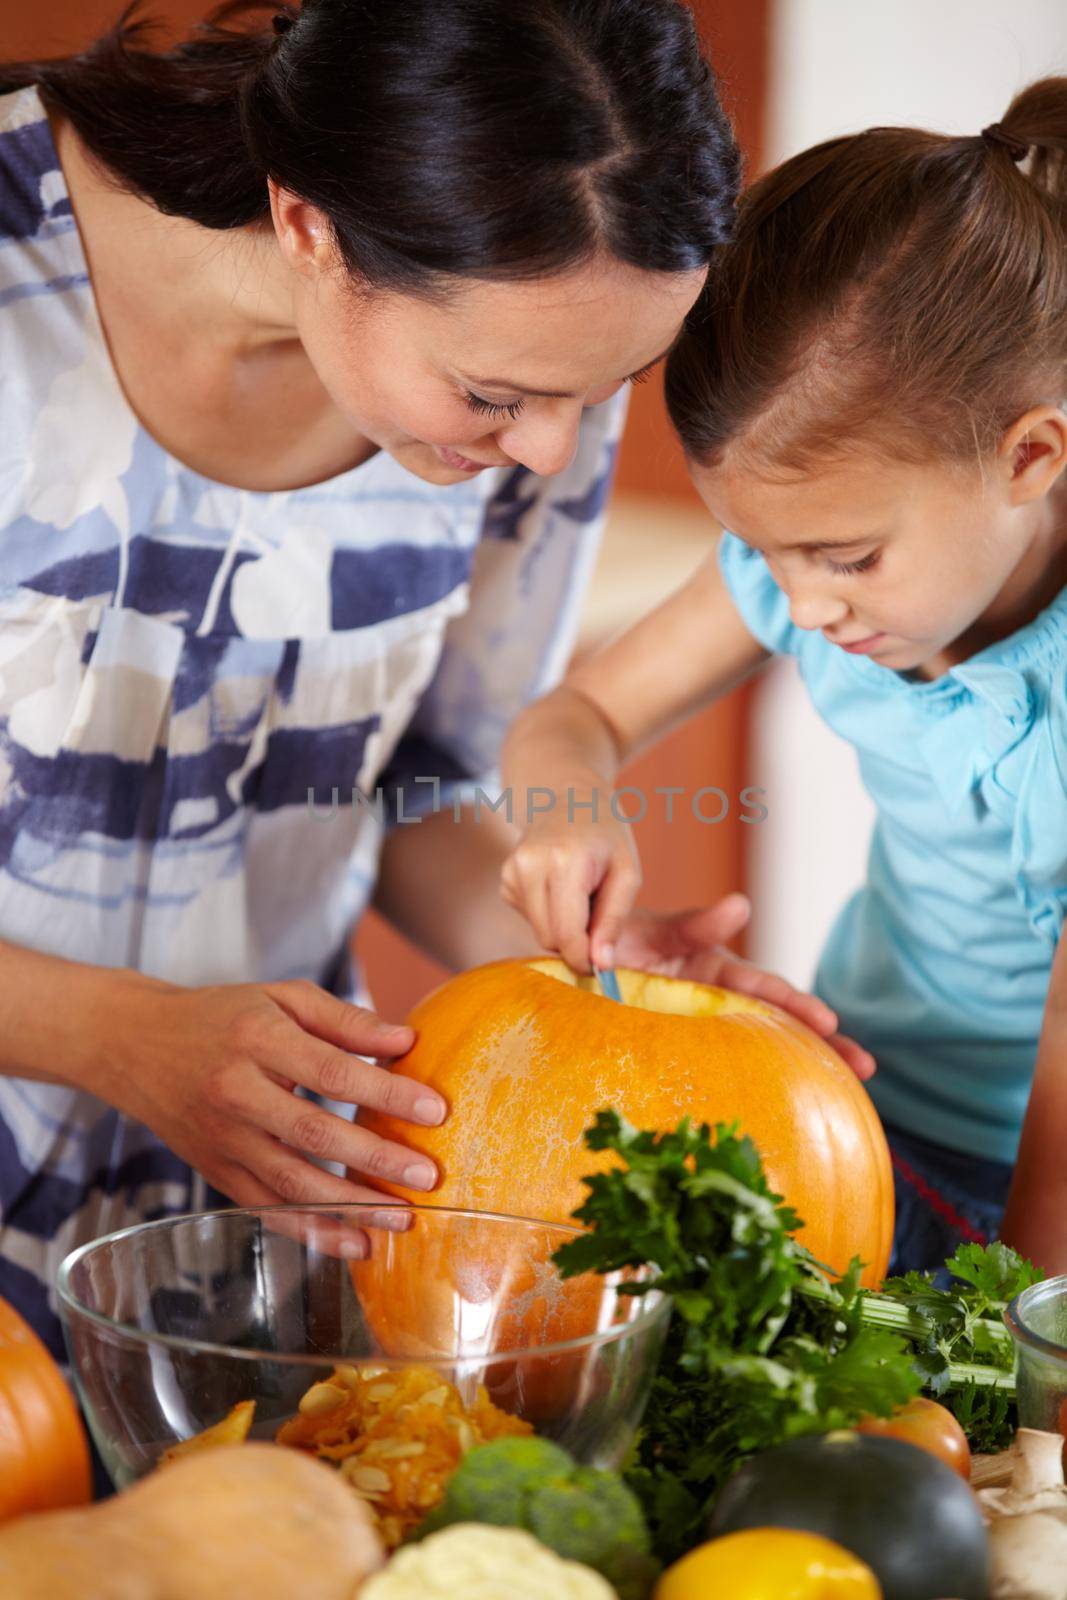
[376,1018,412,1034]
[598,945,615,968]
[371,1208,414,1233]
[415,1096,446,1126]
[403,1162,437,1191]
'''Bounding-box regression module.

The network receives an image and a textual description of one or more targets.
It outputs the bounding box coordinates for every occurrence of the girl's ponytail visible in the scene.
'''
[988,77,1067,206]
[667,76,1067,476]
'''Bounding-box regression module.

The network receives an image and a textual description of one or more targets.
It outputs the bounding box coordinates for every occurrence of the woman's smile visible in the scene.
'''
[435,444,499,473]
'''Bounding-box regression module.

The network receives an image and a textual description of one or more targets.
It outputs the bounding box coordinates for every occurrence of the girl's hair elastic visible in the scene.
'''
[980,123,1029,163]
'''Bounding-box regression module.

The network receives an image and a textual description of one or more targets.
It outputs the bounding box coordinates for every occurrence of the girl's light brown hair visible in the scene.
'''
[665,77,1067,476]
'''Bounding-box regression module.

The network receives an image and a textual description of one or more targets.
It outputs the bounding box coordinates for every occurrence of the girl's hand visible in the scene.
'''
[104,976,447,1211]
[613,897,877,1083]
[500,807,641,974]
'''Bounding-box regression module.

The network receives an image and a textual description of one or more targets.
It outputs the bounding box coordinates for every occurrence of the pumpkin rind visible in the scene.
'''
[0,1296,91,1520]
[361,959,894,1287]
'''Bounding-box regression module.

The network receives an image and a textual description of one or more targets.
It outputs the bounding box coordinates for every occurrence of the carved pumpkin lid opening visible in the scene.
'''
[526,958,766,1020]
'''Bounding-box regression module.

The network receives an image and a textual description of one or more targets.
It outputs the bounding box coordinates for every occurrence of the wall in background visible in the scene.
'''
[0,0,207,50]
[749,0,1067,987]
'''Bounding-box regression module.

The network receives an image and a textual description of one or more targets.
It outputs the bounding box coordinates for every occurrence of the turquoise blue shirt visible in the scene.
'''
[719,531,1067,1163]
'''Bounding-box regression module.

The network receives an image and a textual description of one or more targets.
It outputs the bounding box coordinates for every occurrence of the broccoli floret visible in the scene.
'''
[412,1439,660,1600]
[528,1465,648,1557]
[528,1468,659,1600]
[419,1436,572,1530]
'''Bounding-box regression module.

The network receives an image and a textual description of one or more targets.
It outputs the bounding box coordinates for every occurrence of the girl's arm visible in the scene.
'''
[500,539,769,971]
[1000,925,1067,1272]
[372,803,543,967]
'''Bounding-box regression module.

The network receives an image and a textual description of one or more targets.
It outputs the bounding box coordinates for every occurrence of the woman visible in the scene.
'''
[0,0,845,1361]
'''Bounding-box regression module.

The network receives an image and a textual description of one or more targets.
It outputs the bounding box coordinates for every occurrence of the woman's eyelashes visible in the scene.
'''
[828,550,881,577]
[464,394,524,420]
[462,361,661,421]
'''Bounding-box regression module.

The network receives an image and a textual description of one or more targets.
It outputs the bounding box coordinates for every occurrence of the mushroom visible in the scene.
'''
[978,1430,1067,1600]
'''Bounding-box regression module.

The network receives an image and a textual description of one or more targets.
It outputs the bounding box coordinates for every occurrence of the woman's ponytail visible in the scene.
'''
[0,2,277,228]
[0,0,739,292]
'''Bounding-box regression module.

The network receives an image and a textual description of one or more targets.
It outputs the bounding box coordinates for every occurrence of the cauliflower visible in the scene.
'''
[361,1523,617,1599]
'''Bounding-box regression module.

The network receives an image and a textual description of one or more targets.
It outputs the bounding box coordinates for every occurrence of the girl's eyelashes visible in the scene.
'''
[829,550,881,576]
[462,361,661,420]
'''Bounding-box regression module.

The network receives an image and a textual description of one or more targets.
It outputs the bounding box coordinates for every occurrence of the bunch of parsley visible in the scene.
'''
[862,1238,1039,1452]
[552,1112,1039,1564]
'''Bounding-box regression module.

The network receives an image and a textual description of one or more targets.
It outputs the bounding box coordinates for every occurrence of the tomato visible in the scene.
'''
[855,1396,971,1480]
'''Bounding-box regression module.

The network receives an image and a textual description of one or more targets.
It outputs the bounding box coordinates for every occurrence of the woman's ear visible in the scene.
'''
[999,405,1067,505]
[267,179,335,277]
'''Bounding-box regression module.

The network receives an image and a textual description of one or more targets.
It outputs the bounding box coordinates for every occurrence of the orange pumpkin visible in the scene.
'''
[361,959,893,1287]
[0,1296,92,1520]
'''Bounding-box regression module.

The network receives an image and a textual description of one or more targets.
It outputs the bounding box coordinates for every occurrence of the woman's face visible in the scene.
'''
[272,192,706,485]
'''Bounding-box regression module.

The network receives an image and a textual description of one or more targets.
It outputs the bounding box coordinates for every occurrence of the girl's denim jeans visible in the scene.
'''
[884,1119,1014,1283]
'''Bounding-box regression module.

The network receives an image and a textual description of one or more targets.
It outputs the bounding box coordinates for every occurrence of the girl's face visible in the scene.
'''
[275,191,706,485]
[693,431,1067,675]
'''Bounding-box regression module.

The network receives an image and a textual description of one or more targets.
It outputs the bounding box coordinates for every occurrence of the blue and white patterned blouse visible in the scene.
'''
[0,87,625,1356]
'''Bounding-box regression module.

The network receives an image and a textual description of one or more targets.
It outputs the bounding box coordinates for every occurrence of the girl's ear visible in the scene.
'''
[1000,406,1067,505]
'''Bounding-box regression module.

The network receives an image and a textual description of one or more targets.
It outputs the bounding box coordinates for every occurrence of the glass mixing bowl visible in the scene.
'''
[57,1203,669,1488]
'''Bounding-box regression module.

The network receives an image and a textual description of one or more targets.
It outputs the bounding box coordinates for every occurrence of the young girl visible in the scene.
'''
[499,80,1067,1276]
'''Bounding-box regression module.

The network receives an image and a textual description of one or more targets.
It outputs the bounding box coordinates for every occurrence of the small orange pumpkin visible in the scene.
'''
[0,1296,92,1520]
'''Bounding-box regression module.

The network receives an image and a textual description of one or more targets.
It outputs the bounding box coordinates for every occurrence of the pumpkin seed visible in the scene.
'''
[457,1421,475,1454]
[346,1463,392,1495]
[419,1385,449,1407]
[375,1440,427,1460]
[298,1382,347,1417]
[366,1382,398,1402]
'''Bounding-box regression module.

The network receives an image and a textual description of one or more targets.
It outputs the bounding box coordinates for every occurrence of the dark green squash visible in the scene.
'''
[709,1430,990,1600]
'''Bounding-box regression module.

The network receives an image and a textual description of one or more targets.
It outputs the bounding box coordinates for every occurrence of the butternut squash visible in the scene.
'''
[0,1442,384,1598]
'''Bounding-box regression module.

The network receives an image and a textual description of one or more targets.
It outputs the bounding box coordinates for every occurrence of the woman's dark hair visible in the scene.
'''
[0,0,739,295]
[666,78,1067,476]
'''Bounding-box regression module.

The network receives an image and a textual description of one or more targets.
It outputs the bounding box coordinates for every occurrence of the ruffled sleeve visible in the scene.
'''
[1011,661,1067,951]
[717,530,803,656]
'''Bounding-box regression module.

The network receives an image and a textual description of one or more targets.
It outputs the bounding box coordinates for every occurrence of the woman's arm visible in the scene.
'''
[1000,925,1067,1272]
[0,938,449,1209]
[500,543,768,969]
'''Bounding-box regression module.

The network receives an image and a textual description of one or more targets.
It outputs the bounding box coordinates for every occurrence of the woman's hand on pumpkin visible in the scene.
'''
[102,975,447,1209]
[610,899,877,1083]
[499,807,641,973]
